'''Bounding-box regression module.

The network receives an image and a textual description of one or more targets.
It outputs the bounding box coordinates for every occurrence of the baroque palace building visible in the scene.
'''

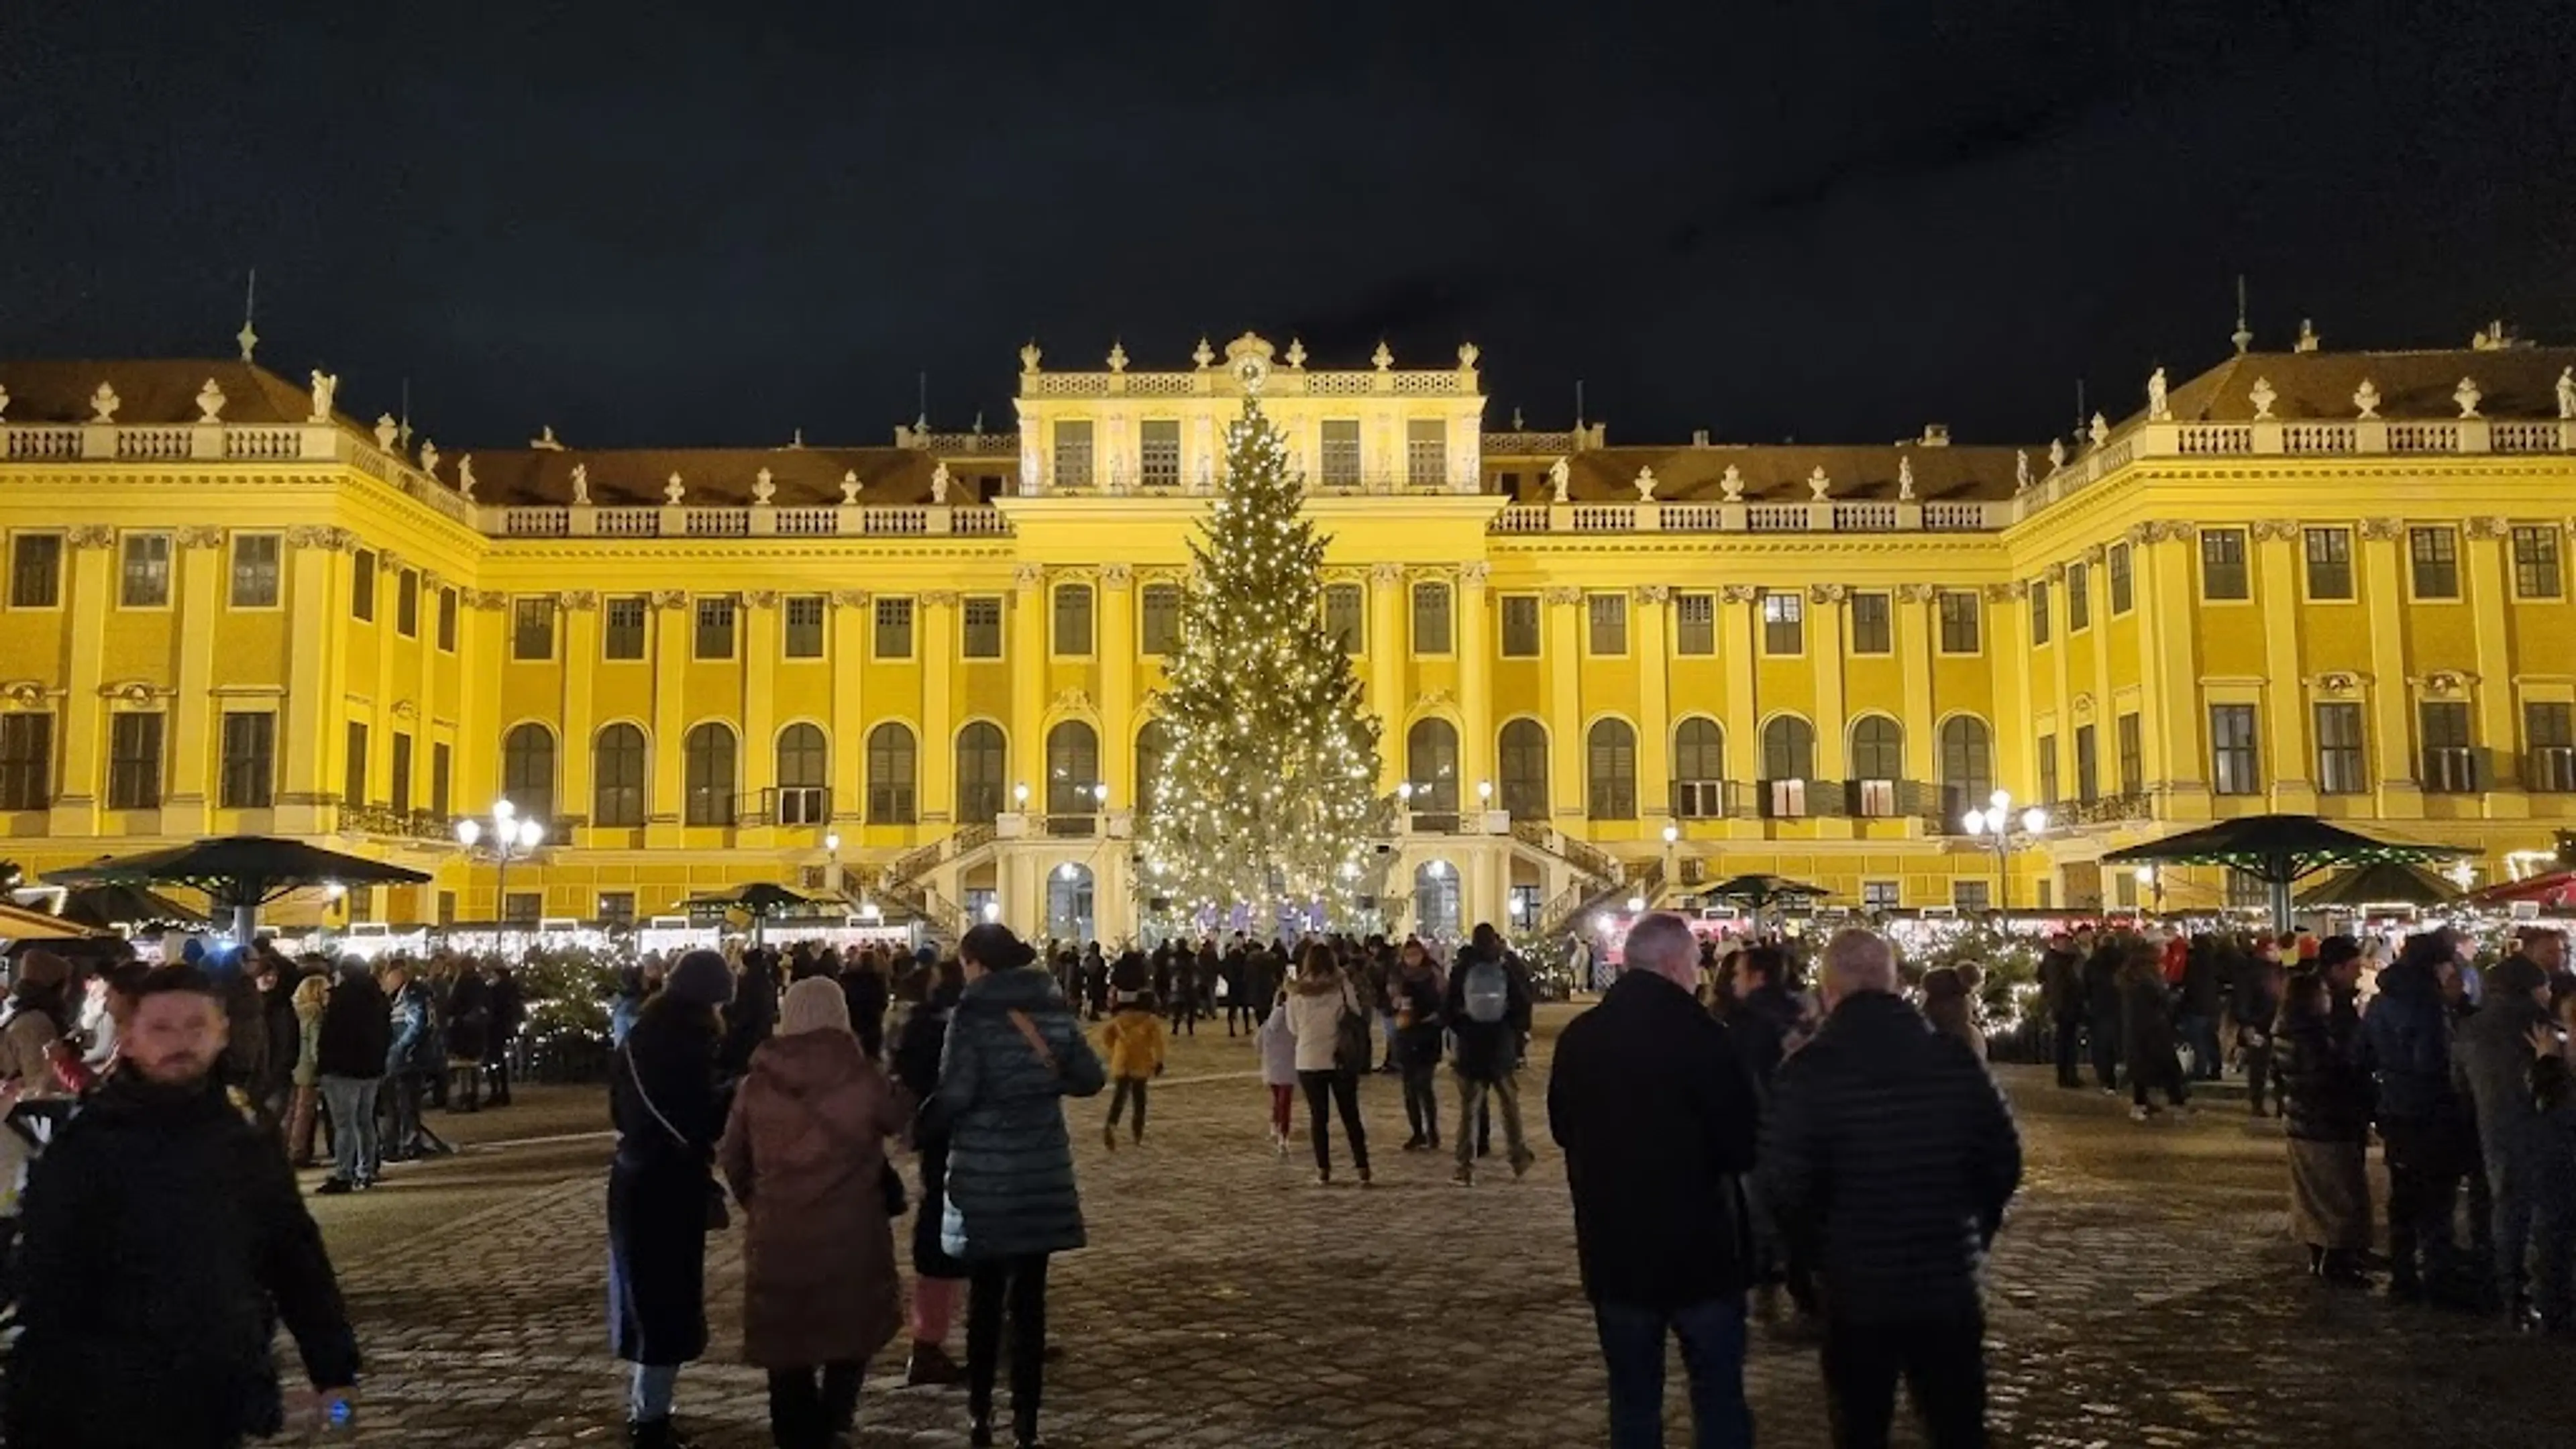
[2,326,2574,942]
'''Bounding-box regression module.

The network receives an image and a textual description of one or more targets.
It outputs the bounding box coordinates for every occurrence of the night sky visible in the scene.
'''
[5,1,2572,451]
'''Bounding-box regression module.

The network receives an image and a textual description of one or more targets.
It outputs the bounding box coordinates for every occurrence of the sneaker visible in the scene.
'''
[904,1340,964,1387]
[2129,1104,2151,1122]
[314,1177,356,1196]
[1509,1150,1537,1180]
[1452,1165,1474,1187]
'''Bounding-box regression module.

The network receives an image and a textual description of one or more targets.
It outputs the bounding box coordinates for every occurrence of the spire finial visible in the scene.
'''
[2231,274,2253,355]
[235,268,259,362]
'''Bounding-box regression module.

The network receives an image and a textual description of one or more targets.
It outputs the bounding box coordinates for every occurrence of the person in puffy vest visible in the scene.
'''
[1446,937,1535,1186]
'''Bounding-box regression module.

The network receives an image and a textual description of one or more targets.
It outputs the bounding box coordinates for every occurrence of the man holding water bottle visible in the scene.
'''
[5,963,360,1448]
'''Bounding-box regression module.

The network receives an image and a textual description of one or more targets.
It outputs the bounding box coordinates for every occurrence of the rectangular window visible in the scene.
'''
[1862,880,1900,912]
[2314,702,2367,794]
[431,741,451,818]
[119,533,171,608]
[0,713,52,810]
[1140,584,1181,655]
[2512,526,2563,599]
[1138,419,1181,488]
[2066,562,2091,630]
[1053,420,1094,488]
[388,731,412,815]
[2037,733,2059,804]
[2526,702,2576,793]
[2029,580,2051,644]
[694,596,737,660]
[343,720,369,808]
[961,596,1003,659]
[1936,591,1980,653]
[1320,420,1362,488]
[1405,419,1447,488]
[1500,596,1542,657]
[2304,527,2354,600]
[107,712,164,810]
[351,549,377,621]
[504,892,543,926]
[437,891,456,927]
[512,596,555,660]
[229,534,281,608]
[220,712,275,808]
[436,585,458,650]
[1952,879,1992,913]
[2210,704,2261,795]
[874,596,914,659]
[2074,724,2100,802]
[1412,582,1452,655]
[344,887,372,924]
[1053,584,1093,656]
[2419,700,2477,792]
[9,534,62,608]
[2116,712,2143,796]
[604,596,647,660]
[1324,583,1364,653]
[598,891,637,928]
[783,595,826,659]
[1586,593,1627,655]
[2200,529,2249,600]
[2409,527,2460,599]
[1761,591,1803,655]
[395,570,419,637]
[1676,592,1716,656]
[2107,543,2133,614]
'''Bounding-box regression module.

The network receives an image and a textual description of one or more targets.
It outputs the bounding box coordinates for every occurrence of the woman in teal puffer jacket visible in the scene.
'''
[924,922,1104,1449]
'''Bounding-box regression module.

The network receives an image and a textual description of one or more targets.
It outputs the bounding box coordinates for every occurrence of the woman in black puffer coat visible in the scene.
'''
[2275,962,2375,1284]
[2119,944,2188,1118]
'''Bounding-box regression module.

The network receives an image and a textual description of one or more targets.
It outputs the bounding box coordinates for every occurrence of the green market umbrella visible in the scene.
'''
[675,881,837,943]
[46,837,430,943]
[2294,861,2462,911]
[1701,873,1831,912]
[2103,814,2470,932]
[51,881,212,931]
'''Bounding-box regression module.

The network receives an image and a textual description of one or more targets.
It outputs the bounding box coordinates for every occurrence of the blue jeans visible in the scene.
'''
[631,1362,680,1421]
[317,1075,380,1185]
[1592,1296,1752,1449]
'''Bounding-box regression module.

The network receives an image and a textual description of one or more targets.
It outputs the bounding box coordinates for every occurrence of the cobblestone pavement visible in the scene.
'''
[303,1013,2565,1448]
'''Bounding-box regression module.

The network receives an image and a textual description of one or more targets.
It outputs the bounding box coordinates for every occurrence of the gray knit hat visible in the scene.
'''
[664,948,736,1008]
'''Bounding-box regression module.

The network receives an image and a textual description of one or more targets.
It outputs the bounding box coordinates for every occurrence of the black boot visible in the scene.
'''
[628,1418,704,1449]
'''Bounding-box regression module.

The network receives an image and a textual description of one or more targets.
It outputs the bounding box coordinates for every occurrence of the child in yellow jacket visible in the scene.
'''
[1099,991,1167,1149]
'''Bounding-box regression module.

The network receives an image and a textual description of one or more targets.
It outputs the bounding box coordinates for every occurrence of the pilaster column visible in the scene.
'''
[1098,567,1136,809]
[1989,582,2033,806]
[1457,564,1495,799]
[48,526,116,836]
[1718,586,1760,796]
[2144,527,2209,815]
[1808,584,1851,837]
[167,527,225,833]
[2463,518,2521,812]
[646,591,689,845]
[455,590,504,832]
[1369,564,1406,793]
[742,592,780,825]
[922,592,959,826]
[1010,566,1047,803]
[2357,520,2421,817]
[2084,547,2120,799]
[829,592,869,828]
[278,527,352,833]
[2251,525,2314,811]
[368,552,398,814]
[557,590,596,830]
[2043,564,2072,806]
[1544,586,1585,822]
[1894,585,1939,789]
[1627,585,1670,825]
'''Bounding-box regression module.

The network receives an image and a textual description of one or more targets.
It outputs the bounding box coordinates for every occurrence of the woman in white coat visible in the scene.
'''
[1282,943,1371,1187]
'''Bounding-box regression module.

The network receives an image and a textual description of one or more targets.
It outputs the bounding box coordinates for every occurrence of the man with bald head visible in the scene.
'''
[1756,928,2021,1449]
[1548,912,1760,1448]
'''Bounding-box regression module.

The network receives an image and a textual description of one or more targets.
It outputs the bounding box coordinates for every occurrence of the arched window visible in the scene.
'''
[1046,720,1100,816]
[867,722,917,823]
[592,724,647,828]
[774,722,828,826]
[1134,719,1173,816]
[955,722,1005,825]
[1586,718,1637,820]
[502,722,555,823]
[1848,715,1903,818]
[1405,718,1460,815]
[1760,716,1815,818]
[683,722,737,826]
[1672,717,1725,818]
[1497,719,1548,820]
[1939,716,1996,826]
[1413,860,1462,938]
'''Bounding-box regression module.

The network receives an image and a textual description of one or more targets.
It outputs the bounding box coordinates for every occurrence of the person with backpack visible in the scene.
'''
[1447,936,1536,1186]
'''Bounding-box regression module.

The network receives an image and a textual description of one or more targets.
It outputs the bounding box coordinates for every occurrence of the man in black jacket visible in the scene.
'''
[7,964,360,1448]
[1550,912,1759,1449]
[2037,932,2085,1089]
[1757,928,2021,1449]
[1446,937,1536,1185]
[2079,928,2125,1091]
[313,958,391,1193]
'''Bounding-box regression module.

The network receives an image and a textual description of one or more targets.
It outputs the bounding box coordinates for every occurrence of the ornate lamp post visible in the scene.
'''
[1961,788,2048,918]
[455,797,545,926]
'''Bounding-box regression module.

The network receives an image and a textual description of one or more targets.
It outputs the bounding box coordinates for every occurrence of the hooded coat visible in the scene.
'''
[926,966,1105,1263]
[607,997,727,1366]
[718,1030,910,1369]
[2357,955,2459,1123]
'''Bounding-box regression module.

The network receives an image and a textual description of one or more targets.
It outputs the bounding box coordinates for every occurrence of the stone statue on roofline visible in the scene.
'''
[1548,457,1570,504]
[2145,366,2169,422]
[308,370,337,423]
[2015,449,2031,491]
[1719,464,1744,503]
[932,462,952,504]
[570,463,590,506]
[1896,455,1915,501]
[2557,366,2575,421]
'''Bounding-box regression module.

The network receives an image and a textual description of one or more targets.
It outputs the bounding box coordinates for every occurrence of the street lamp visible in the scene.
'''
[2135,865,2164,914]
[457,797,545,928]
[822,831,843,898]
[1960,788,2047,918]
[1012,781,1030,812]
[1091,782,1110,812]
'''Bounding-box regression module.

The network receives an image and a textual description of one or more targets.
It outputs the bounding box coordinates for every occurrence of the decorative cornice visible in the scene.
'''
[1051,685,1092,712]
[830,590,871,608]
[2412,669,2477,697]
[2358,517,2403,541]
[1458,561,1491,590]
[2043,562,2067,584]
[1892,583,1939,604]
[1369,562,1407,588]
[2248,519,2300,543]
[1981,581,2027,602]
[0,681,50,709]
[1014,563,1048,591]
[1099,563,1134,589]
[2070,692,2096,718]
[99,680,166,704]
[285,524,358,552]
[2463,516,2511,540]
[466,589,508,610]
[649,590,689,610]
[1717,584,1759,605]
[743,590,780,609]
[923,589,961,606]
[1806,582,1847,605]
[1544,585,1587,606]
[2310,670,2366,696]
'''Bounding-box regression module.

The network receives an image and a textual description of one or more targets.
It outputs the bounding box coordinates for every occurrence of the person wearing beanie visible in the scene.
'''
[719,976,910,1449]
[2455,951,2567,1328]
[608,946,733,1449]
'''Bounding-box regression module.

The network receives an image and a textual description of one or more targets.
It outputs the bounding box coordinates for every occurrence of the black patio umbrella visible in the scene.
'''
[2102,814,2471,932]
[675,881,835,943]
[45,837,431,942]
[2294,861,2463,912]
[1701,873,1832,912]
[51,881,211,931]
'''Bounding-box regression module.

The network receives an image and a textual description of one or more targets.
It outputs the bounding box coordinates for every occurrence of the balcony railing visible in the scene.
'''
[339,803,472,843]
[2528,747,2576,794]
[483,502,1013,539]
[736,786,832,829]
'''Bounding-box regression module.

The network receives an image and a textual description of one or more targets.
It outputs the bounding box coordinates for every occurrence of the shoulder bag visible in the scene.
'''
[622,1042,731,1231]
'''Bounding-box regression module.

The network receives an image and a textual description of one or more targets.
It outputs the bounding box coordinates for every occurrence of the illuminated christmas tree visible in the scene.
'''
[1141,395,1386,928]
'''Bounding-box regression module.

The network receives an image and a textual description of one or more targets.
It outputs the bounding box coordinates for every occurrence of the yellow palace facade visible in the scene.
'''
[2,327,2573,941]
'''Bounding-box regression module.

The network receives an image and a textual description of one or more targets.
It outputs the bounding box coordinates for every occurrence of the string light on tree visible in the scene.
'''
[1140,392,1388,928]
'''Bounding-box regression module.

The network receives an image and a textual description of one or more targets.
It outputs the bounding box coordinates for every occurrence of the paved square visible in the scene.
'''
[303,1010,2564,1448]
